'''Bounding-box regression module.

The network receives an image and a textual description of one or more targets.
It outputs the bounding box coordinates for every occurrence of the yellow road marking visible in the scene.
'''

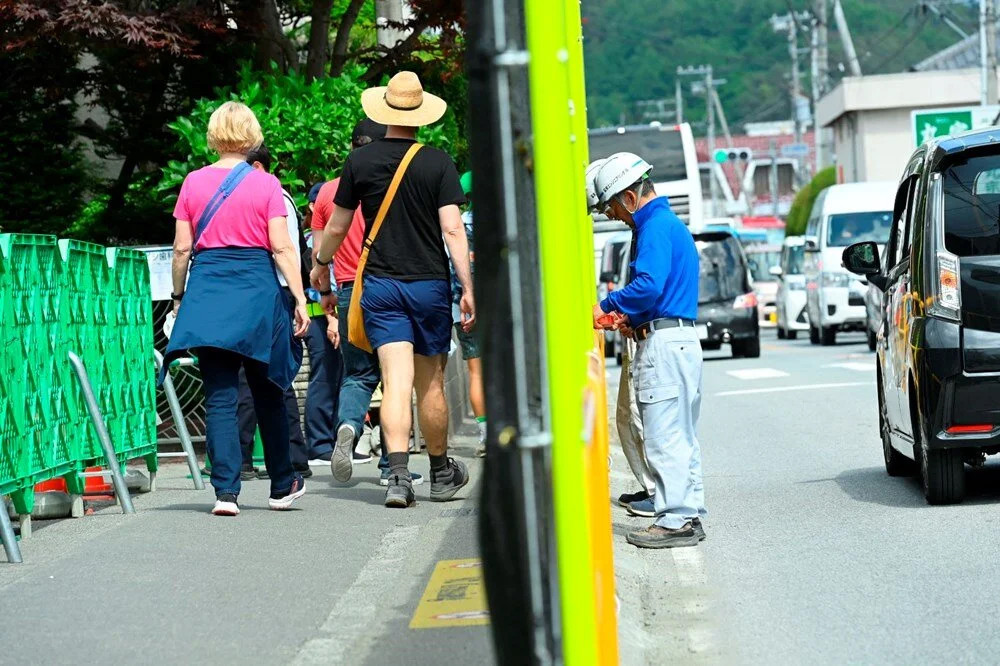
[409,558,490,629]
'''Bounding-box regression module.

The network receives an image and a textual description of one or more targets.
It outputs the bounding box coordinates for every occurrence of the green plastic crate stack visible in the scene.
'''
[104,248,156,470]
[0,234,74,516]
[59,239,113,469]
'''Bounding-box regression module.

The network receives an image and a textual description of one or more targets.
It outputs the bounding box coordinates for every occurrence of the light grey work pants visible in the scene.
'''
[632,325,706,529]
[617,338,655,495]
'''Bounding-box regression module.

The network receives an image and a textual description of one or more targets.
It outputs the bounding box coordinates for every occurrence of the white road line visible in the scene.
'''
[292,525,421,665]
[725,368,790,380]
[715,381,871,397]
[824,362,875,372]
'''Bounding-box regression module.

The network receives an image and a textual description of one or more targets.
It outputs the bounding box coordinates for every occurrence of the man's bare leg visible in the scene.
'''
[414,353,470,501]
[378,341,420,508]
[413,353,448,456]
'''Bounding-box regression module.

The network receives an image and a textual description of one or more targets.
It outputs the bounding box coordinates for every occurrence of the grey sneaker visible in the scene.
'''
[430,458,470,502]
[692,518,706,541]
[384,473,415,508]
[331,424,355,483]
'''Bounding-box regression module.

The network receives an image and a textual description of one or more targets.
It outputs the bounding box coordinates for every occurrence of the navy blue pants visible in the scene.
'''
[199,348,294,498]
[304,315,343,458]
[336,284,381,442]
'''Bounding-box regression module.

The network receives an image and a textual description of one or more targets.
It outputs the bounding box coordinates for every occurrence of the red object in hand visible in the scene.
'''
[595,311,625,329]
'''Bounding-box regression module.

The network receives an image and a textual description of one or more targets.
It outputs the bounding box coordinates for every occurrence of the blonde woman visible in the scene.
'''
[161,102,310,516]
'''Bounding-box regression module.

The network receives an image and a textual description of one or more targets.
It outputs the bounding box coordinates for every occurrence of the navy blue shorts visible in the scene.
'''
[360,276,452,356]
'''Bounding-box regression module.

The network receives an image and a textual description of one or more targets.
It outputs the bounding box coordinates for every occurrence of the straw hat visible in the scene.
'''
[361,71,447,127]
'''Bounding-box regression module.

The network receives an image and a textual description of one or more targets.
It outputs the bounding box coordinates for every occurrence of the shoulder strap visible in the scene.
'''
[194,161,255,246]
[361,143,423,253]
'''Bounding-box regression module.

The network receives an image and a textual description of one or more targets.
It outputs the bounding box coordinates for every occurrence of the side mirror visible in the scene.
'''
[769,265,783,277]
[842,242,883,287]
[804,238,819,253]
[599,270,615,284]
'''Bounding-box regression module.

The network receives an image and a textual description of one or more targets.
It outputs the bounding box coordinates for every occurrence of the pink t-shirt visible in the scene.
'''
[173,165,286,251]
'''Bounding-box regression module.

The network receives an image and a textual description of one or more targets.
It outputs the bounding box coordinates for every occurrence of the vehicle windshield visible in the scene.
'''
[783,245,805,275]
[746,251,781,282]
[589,128,687,182]
[826,211,893,247]
[696,235,749,304]
[942,153,1000,257]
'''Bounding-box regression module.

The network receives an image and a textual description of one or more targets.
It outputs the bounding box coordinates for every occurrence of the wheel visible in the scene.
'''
[615,350,622,366]
[732,337,761,359]
[787,330,798,340]
[821,326,836,346]
[867,328,877,351]
[913,408,965,504]
[777,326,787,340]
[605,336,615,359]
[879,375,913,477]
[809,325,820,344]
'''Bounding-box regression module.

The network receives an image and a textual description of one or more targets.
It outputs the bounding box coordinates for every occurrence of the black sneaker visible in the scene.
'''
[212,493,239,516]
[692,518,706,541]
[293,465,314,480]
[617,488,651,507]
[384,473,415,508]
[240,465,257,481]
[626,523,699,549]
[430,458,470,502]
[268,474,306,510]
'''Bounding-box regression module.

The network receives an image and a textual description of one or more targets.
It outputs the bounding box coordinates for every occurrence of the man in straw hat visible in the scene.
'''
[310,71,475,509]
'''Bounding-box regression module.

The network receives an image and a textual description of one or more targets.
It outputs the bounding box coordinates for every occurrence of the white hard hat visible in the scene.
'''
[594,152,653,205]
[585,158,607,211]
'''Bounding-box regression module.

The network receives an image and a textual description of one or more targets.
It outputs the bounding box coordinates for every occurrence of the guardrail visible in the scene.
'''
[0,234,190,563]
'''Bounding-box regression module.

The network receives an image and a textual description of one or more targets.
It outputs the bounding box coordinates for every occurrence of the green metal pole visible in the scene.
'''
[524,1,599,663]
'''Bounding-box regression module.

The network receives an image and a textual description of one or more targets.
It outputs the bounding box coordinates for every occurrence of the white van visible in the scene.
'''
[803,182,895,345]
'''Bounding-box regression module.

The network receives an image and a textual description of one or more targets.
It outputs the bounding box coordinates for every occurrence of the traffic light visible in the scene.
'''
[712,147,753,163]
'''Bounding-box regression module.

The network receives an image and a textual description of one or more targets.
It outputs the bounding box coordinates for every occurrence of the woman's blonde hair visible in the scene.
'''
[206,101,263,155]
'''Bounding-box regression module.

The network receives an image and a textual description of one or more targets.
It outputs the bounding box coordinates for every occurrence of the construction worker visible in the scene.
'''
[591,152,705,548]
[586,158,655,509]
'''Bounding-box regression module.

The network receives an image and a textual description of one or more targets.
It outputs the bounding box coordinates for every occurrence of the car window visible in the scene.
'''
[805,190,826,240]
[696,235,750,304]
[886,178,915,268]
[746,251,781,281]
[942,154,1000,257]
[782,245,805,274]
[826,211,893,247]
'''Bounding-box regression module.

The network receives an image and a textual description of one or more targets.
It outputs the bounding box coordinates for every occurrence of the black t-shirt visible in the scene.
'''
[334,138,465,281]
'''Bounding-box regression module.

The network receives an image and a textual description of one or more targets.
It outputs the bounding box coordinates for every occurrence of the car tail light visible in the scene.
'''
[733,292,758,309]
[929,251,961,321]
[946,424,993,434]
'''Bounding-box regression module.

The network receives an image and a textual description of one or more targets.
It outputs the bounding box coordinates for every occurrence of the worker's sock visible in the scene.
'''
[429,453,449,473]
[387,452,409,478]
[476,417,487,444]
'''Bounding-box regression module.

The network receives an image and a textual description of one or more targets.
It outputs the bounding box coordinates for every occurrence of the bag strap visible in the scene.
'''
[194,161,255,247]
[360,143,423,256]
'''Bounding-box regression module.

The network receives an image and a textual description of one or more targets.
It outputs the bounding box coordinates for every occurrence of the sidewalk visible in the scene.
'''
[606,367,726,665]
[0,427,489,665]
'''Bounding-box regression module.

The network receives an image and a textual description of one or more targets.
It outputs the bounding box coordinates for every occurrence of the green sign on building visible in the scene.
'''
[912,106,1000,147]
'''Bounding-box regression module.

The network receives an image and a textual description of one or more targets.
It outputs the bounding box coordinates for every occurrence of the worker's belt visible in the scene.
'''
[635,318,696,341]
[306,302,326,318]
[337,280,355,291]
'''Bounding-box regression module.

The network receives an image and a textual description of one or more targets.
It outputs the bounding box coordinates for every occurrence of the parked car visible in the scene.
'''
[773,236,809,339]
[745,245,782,327]
[596,231,631,359]
[694,231,760,358]
[843,128,1000,504]
[803,182,895,345]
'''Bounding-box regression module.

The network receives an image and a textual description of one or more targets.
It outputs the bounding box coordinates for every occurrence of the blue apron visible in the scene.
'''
[159,247,302,390]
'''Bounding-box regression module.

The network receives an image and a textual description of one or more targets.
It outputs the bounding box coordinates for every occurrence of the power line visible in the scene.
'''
[868,13,930,71]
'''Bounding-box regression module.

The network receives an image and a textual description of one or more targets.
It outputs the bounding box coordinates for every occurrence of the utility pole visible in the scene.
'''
[981,0,998,105]
[812,0,830,171]
[711,88,749,214]
[678,65,719,216]
[770,139,779,217]
[675,73,683,123]
[833,0,862,76]
[771,13,808,146]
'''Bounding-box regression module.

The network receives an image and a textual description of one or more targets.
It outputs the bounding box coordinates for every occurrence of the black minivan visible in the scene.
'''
[844,128,1000,504]
[695,231,760,358]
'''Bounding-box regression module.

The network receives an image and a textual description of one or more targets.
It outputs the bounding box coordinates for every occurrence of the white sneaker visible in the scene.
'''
[332,424,355,482]
[212,495,239,516]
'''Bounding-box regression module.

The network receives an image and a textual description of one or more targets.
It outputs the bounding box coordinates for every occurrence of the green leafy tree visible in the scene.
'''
[157,64,464,237]
[786,166,835,236]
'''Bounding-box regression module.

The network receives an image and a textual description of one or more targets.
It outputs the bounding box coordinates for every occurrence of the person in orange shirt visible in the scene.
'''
[311,118,423,486]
